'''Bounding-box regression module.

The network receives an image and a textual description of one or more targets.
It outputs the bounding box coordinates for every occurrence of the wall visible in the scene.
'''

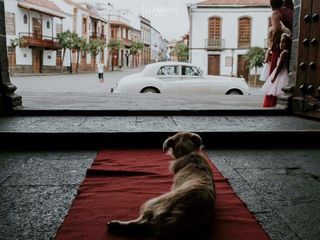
[190,6,271,76]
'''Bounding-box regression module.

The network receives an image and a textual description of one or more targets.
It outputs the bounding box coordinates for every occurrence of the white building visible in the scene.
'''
[151,27,167,63]
[4,0,109,74]
[188,0,271,81]
[5,0,70,73]
[57,0,109,72]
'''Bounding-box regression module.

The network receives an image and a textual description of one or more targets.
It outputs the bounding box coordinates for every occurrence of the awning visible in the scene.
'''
[18,1,65,19]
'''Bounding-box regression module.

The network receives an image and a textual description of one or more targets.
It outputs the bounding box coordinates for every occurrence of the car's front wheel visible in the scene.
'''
[226,89,243,95]
[140,87,160,94]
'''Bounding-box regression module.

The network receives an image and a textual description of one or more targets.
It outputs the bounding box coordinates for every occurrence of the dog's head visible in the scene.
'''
[163,132,202,159]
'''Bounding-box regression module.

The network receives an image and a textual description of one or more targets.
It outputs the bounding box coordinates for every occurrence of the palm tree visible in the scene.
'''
[107,39,122,71]
[245,47,265,86]
[57,30,73,72]
[88,38,106,72]
[71,33,87,73]
[130,41,144,67]
[9,38,21,75]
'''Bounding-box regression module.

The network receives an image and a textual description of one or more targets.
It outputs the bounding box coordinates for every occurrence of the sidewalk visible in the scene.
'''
[1,74,320,239]
[1,148,319,240]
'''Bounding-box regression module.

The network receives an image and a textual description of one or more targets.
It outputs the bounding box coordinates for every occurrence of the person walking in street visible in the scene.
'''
[97,62,105,85]
[262,33,291,107]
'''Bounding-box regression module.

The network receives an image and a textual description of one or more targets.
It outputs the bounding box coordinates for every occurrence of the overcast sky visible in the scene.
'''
[87,0,200,40]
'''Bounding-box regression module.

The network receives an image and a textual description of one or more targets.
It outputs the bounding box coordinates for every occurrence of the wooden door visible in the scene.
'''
[208,55,220,75]
[237,55,249,82]
[32,18,42,39]
[32,49,42,73]
[293,0,320,115]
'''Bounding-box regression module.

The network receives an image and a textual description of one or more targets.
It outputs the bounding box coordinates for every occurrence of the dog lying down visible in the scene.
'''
[107,132,216,239]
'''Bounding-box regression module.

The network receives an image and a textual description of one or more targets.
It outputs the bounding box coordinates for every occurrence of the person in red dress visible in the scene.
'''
[263,0,293,107]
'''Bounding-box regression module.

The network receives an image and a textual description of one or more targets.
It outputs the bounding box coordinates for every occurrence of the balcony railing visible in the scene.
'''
[19,32,61,50]
[238,40,251,49]
[111,37,132,47]
[90,32,106,43]
[205,38,225,49]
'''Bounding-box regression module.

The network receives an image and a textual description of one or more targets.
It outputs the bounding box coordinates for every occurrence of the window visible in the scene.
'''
[47,20,50,29]
[181,66,200,76]
[111,28,117,39]
[208,17,221,47]
[23,14,27,24]
[56,23,62,35]
[101,25,104,35]
[5,12,16,35]
[82,18,87,34]
[157,66,179,76]
[238,17,251,48]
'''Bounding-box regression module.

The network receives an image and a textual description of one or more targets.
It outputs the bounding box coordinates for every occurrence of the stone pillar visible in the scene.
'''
[0,0,22,113]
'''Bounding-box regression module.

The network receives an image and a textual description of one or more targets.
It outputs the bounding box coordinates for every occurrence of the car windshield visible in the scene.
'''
[157,66,179,76]
[181,66,201,76]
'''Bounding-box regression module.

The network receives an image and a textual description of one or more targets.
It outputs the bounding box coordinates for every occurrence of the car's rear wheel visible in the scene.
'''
[226,89,243,95]
[141,87,160,93]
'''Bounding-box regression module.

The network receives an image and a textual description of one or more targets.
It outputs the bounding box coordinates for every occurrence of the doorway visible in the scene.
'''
[32,48,42,73]
[208,55,220,75]
[237,55,249,82]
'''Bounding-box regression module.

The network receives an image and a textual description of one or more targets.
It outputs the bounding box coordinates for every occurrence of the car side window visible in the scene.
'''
[157,66,179,76]
[181,66,201,76]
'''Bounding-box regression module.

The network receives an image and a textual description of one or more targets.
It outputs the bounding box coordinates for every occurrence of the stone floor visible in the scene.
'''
[0,149,319,240]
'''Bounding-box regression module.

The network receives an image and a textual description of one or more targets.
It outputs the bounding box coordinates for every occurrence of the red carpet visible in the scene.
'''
[55,150,270,240]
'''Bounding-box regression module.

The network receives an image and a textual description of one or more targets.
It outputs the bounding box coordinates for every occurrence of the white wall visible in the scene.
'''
[5,0,73,67]
[189,6,271,75]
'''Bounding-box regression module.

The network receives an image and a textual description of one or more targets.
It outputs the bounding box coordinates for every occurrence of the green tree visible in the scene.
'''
[107,39,122,71]
[71,33,87,73]
[88,38,106,72]
[130,41,144,67]
[9,38,21,75]
[173,43,188,62]
[245,47,265,86]
[57,30,73,72]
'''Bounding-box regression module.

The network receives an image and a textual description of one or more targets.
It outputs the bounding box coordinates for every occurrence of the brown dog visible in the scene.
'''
[107,132,216,239]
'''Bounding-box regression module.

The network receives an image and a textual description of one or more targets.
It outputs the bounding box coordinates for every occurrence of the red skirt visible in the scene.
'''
[263,95,277,107]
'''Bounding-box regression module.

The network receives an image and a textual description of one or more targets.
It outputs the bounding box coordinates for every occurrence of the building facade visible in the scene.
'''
[188,0,271,81]
[5,0,68,74]
[5,0,110,74]
[109,15,134,69]
[140,16,151,65]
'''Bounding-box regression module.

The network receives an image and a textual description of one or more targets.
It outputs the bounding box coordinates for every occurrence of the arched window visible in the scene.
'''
[23,14,27,24]
[208,17,222,48]
[238,17,251,48]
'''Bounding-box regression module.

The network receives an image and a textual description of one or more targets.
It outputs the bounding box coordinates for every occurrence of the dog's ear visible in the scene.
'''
[189,133,202,149]
[163,137,175,152]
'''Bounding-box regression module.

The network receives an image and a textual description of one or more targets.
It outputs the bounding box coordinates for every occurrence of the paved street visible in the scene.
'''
[11,68,266,110]
[11,68,143,94]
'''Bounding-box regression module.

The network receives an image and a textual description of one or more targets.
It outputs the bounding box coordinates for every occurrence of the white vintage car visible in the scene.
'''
[111,62,250,95]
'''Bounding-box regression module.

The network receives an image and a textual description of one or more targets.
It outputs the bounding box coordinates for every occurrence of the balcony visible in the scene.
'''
[205,38,225,50]
[19,32,61,50]
[111,37,132,47]
[90,32,106,43]
[238,40,251,49]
